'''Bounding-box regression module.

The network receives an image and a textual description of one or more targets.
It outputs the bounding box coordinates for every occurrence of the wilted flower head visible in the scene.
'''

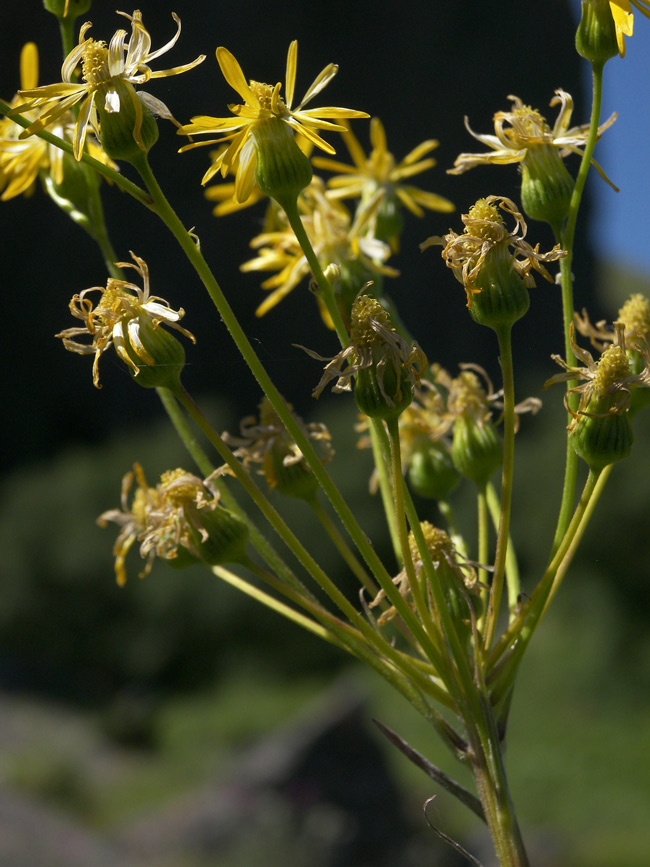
[177,40,368,204]
[370,522,476,627]
[56,251,195,388]
[99,464,248,584]
[423,196,565,308]
[448,91,615,179]
[12,10,204,160]
[303,292,426,420]
[544,322,650,430]
[224,396,333,500]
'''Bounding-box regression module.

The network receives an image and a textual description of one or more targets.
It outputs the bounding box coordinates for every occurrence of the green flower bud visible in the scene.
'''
[451,416,502,485]
[576,0,620,65]
[374,191,404,248]
[407,439,460,500]
[253,117,313,211]
[520,145,574,229]
[470,242,530,332]
[572,396,633,470]
[122,317,187,390]
[185,504,250,567]
[96,81,159,164]
[354,362,415,422]
[43,0,92,19]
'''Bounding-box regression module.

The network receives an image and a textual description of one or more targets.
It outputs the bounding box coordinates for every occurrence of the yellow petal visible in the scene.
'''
[20,42,38,91]
[285,40,297,109]
[217,47,260,109]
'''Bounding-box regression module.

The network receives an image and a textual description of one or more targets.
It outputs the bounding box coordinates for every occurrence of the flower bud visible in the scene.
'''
[469,241,530,332]
[407,440,460,500]
[451,416,502,485]
[572,396,633,470]
[121,316,187,390]
[96,81,159,163]
[253,117,313,211]
[520,145,574,228]
[576,0,621,64]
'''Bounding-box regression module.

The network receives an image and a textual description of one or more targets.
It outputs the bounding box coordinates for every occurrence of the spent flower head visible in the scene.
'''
[424,196,565,309]
[312,117,454,249]
[177,40,368,204]
[98,464,247,585]
[544,322,650,430]
[303,292,426,420]
[448,91,615,178]
[12,10,204,160]
[57,251,195,388]
[224,396,333,499]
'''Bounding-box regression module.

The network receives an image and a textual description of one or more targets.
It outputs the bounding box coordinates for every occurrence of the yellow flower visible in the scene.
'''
[448,90,615,181]
[609,0,650,55]
[1,42,116,201]
[56,251,195,387]
[177,40,369,204]
[242,178,397,317]
[313,117,454,248]
[12,10,204,160]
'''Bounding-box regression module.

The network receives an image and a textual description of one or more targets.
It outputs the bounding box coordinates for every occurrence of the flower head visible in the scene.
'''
[57,251,195,388]
[98,463,248,585]
[178,40,368,204]
[544,322,650,430]
[12,10,204,160]
[242,177,397,318]
[424,196,565,308]
[312,117,454,249]
[1,42,114,199]
[224,396,333,499]
[449,91,614,176]
[303,292,426,420]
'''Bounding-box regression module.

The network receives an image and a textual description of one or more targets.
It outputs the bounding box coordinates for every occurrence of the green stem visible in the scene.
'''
[171,382,453,706]
[484,326,516,650]
[552,61,604,553]
[385,418,441,647]
[486,482,521,619]
[488,467,609,704]
[282,197,350,346]
[476,482,490,633]
[309,496,378,597]
[368,419,402,563]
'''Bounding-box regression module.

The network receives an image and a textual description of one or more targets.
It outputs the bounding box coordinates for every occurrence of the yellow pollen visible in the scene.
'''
[593,345,630,395]
[350,296,391,347]
[81,40,110,86]
[512,106,547,135]
[618,294,650,338]
[410,521,453,562]
[465,199,504,242]
[250,80,286,114]
[453,371,490,416]
[159,469,205,506]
